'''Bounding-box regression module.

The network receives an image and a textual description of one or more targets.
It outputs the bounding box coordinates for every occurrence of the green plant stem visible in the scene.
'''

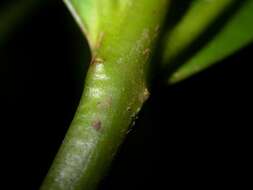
[40,1,169,190]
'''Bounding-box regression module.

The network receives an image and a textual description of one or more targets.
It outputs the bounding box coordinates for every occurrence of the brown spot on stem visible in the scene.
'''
[143,88,150,100]
[98,96,112,110]
[143,48,151,57]
[92,120,102,131]
[91,56,96,65]
[91,57,104,65]
[155,25,160,33]
[139,88,150,103]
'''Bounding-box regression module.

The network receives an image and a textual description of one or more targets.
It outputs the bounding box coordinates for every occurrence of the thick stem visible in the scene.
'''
[40,1,169,190]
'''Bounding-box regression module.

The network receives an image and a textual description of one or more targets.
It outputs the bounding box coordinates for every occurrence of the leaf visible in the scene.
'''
[167,0,253,83]
[63,0,133,50]
[162,0,233,63]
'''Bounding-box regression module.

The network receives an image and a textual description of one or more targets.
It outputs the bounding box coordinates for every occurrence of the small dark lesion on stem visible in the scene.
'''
[92,120,102,131]
[143,48,151,57]
[91,57,104,65]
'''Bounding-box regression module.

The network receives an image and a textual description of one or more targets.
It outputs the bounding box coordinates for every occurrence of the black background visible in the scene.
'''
[0,1,252,189]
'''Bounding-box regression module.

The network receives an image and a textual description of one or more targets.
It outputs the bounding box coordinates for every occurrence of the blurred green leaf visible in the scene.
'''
[167,0,253,83]
[163,0,233,63]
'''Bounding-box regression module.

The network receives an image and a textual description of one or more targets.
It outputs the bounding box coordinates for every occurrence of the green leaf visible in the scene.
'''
[167,0,253,83]
[63,0,134,51]
[162,0,233,65]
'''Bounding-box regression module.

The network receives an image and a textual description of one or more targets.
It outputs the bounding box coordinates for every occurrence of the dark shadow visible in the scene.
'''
[0,1,91,189]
